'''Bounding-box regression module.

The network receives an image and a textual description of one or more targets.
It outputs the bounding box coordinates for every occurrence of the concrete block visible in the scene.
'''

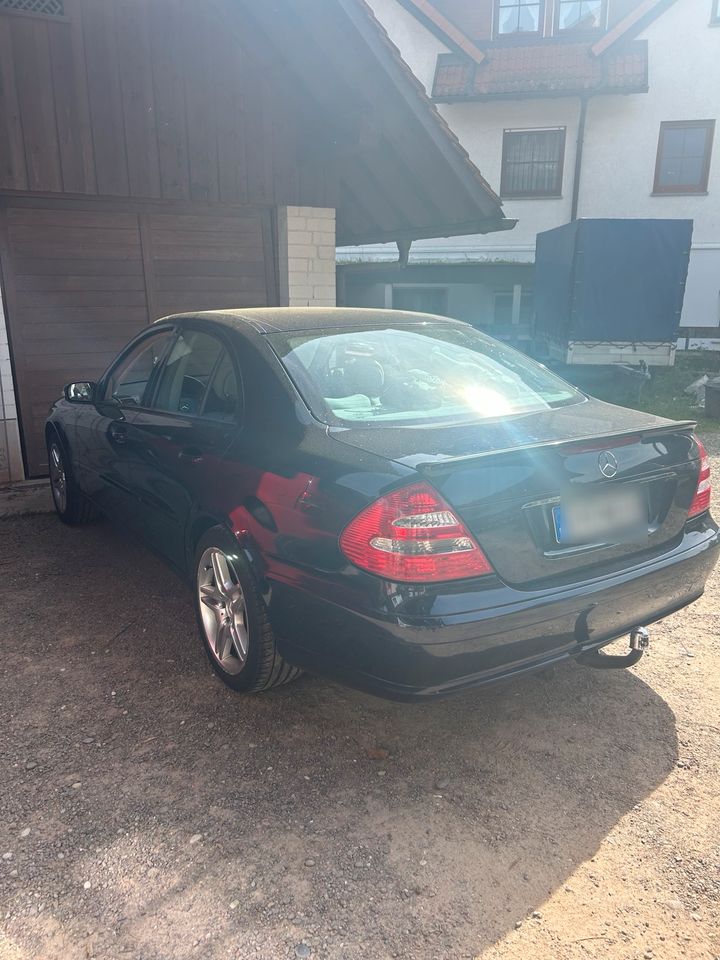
[288,285,314,299]
[312,285,336,301]
[287,230,312,245]
[287,258,309,273]
[311,231,336,246]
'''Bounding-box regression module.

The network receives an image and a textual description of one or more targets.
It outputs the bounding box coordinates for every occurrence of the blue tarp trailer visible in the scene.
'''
[534,218,693,367]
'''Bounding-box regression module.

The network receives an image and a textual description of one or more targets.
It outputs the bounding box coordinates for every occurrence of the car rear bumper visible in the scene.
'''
[270,522,720,700]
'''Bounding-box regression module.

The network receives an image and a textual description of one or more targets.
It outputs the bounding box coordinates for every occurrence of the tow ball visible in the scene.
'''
[578,626,650,669]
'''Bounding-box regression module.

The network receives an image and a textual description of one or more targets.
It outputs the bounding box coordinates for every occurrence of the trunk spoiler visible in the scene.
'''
[413,421,697,473]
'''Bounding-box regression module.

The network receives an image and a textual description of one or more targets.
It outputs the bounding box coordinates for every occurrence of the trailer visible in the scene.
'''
[534,219,693,368]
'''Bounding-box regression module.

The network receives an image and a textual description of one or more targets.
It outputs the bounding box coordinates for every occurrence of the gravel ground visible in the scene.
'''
[1,444,720,960]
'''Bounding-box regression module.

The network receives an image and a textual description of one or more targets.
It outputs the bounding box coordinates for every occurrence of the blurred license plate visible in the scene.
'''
[553,487,647,546]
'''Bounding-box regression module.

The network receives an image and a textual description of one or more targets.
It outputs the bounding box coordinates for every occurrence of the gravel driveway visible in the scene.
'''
[1,447,720,960]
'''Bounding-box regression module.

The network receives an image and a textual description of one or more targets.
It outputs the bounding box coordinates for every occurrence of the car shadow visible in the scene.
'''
[0,515,679,960]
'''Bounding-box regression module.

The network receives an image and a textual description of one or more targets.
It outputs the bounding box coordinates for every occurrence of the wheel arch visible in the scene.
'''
[185,510,267,596]
[45,420,70,461]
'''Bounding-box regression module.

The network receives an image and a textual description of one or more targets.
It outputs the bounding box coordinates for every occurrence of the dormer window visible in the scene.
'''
[495,0,543,36]
[556,0,606,32]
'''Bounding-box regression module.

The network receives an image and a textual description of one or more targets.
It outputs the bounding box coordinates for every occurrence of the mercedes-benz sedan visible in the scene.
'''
[46,309,719,700]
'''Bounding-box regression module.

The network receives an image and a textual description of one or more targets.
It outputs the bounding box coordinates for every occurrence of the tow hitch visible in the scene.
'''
[578,627,650,670]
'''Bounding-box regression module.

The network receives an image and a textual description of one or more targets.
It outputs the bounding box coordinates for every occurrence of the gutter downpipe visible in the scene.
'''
[571,95,589,221]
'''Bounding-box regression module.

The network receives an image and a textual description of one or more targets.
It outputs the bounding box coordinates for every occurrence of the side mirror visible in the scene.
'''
[64,381,96,403]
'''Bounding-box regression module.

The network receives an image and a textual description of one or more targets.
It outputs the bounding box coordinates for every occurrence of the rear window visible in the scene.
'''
[267,324,583,426]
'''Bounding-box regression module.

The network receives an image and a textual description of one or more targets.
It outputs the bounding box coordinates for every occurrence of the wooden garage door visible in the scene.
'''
[142,212,276,319]
[0,203,276,477]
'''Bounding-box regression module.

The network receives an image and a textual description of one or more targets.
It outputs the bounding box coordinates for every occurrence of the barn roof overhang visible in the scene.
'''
[234,0,514,247]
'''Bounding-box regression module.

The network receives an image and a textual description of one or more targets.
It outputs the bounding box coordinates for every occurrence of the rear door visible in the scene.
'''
[127,325,242,565]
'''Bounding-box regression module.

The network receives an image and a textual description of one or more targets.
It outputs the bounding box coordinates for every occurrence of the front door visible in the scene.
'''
[74,328,174,524]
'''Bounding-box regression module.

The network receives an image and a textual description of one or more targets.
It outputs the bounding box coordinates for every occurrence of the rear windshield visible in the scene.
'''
[267,324,583,427]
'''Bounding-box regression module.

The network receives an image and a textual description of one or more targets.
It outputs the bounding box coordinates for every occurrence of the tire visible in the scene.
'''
[47,433,98,525]
[192,526,302,693]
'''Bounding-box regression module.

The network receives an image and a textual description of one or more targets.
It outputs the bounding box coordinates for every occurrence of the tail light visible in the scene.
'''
[688,438,711,518]
[339,481,493,583]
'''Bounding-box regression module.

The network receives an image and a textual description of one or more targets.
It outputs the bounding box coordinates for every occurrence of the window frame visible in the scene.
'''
[500,126,567,199]
[144,321,244,426]
[652,119,715,195]
[100,326,176,410]
[554,0,607,34]
[493,0,545,38]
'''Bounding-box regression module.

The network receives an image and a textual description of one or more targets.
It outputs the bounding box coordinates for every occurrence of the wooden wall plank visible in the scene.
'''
[182,2,219,204]
[0,17,28,189]
[48,20,93,193]
[63,0,97,194]
[10,16,62,192]
[82,0,130,196]
[213,21,248,205]
[147,0,190,200]
[114,0,161,199]
[243,64,273,204]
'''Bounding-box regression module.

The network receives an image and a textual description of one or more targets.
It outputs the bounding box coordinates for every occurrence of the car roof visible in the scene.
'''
[155,307,469,335]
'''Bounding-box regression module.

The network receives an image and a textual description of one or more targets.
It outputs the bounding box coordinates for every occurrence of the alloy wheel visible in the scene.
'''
[197,547,249,675]
[49,443,67,513]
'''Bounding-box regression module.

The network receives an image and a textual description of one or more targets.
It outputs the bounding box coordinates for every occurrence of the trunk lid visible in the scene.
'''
[329,398,700,588]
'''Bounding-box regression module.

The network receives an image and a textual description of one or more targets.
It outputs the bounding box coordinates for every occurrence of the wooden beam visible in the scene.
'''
[395,0,486,64]
[592,0,676,56]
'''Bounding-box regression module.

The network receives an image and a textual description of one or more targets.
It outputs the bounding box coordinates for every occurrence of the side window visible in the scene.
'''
[151,330,239,420]
[202,350,241,422]
[105,332,172,407]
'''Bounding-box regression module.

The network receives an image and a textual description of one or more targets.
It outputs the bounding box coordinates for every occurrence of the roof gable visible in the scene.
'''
[235,0,514,244]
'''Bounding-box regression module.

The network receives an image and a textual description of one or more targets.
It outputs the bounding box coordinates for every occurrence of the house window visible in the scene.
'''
[495,0,543,35]
[500,128,566,198]
[653,120,715,194]
[556,0,605,32]
[0,0,64,14]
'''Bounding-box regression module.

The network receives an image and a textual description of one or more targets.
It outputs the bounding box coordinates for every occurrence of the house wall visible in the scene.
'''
[368,0,449,90]
[360,0,720,330]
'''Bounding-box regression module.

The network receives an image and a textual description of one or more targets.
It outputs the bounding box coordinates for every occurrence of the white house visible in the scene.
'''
[339,0,720,350]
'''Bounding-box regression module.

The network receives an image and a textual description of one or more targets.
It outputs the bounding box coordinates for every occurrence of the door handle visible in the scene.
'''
[178,446,204,465]
[108,422,128,445]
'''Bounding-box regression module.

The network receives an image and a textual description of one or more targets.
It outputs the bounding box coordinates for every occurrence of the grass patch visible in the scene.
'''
[560,352,720,430]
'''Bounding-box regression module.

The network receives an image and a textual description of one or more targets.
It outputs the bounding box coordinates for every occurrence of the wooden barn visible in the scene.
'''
[0,0,511,481]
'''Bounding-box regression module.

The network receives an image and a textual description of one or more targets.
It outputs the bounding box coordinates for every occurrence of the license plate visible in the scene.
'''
[552,486,647,546]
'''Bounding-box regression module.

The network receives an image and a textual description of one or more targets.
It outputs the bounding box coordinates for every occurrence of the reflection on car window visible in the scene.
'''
[202,350,240,422]
[152,331,238,420]
[268,324,582,427]
[106,333,172,407]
